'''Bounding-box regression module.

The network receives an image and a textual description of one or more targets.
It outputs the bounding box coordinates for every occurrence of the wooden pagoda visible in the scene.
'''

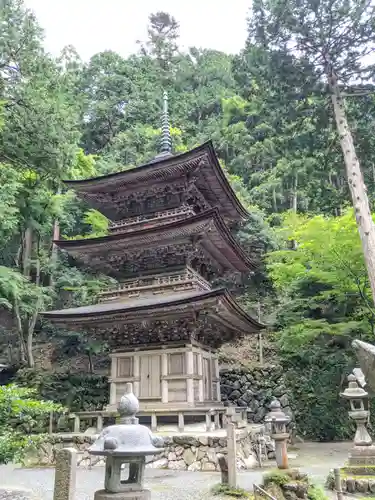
[43,95,263,413]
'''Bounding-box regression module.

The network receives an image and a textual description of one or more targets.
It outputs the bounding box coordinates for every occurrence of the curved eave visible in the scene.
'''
[54,209,256,272]
[41,288,264,334]
[218,289,264,332]
[63,141,249,221]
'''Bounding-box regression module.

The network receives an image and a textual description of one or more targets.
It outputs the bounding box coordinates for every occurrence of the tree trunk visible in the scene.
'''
[272,187,278,212]
[50,188,61,285]
[26,301,40,369]
[14,299,27,364]
[328,67,375,306]
[23,226,32,278]
[88,351,94,374]
[292,172,298,213]
[26,238,41,368]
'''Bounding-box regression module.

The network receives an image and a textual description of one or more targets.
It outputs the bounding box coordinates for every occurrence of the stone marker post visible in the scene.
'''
[53,448,77,500]
[333,468,344,500]
[227,423,237,488]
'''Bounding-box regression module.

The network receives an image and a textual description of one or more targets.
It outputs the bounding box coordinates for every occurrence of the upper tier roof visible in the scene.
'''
[53,209,255,278]
[64,141,248,222]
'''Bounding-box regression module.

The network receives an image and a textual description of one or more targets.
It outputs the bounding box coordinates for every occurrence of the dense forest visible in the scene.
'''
[1,0,375,440]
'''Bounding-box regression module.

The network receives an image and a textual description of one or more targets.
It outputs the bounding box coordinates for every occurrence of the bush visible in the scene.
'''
[280,342,357,441]
[263,470,290,487]
[14,369,109,411]
[307,485,329,500]
[0,384,63,464]
[211,484,252,498]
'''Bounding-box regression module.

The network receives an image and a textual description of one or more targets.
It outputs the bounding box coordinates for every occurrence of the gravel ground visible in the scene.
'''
[0,442,351,500]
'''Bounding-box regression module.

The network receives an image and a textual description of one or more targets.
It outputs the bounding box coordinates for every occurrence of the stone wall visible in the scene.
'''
[23,427,268,471]
[220,365,294,424]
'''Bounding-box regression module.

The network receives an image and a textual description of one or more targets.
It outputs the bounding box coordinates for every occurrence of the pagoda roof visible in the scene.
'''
[41,288,263,343]
[54,209,255,276]
[63,141,248,222]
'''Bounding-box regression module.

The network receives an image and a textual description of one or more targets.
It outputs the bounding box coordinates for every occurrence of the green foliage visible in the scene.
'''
[267,209,374,351]
[281,342,356,440]
[15,369,109,411]
[263,470,290,488]
[0,384,62,464]
[1,0,375,443]
[307,485,329,500]
[211,483,251,499]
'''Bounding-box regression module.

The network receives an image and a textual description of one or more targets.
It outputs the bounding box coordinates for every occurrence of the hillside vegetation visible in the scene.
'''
[1,0,375,439]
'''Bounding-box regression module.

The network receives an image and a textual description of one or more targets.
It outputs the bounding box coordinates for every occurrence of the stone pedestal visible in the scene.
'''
[273,433,289,469]
[349,445,375,466]
[94,490,150,500]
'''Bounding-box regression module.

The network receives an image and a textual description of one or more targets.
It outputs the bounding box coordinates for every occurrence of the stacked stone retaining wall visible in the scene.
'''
[220,365,294,424]
[24,426,270,471]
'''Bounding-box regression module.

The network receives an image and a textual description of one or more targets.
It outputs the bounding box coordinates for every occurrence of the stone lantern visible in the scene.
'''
[265,399,290,469]
[340,373,375,465]
[89,383,164,500]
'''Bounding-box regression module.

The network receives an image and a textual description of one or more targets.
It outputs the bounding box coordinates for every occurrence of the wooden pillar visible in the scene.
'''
[161,352,168,403]
[205,411,212,432]
[197,352,204,402]
[214,357,221,401]
[73,415,80,433]
[109,383,116,406]
[186,349,194,404]
[97,414,103,432]
[151,412,158,432]
[178,412,185,433]
[133,355,140,397]
[110,355,117,405]
[214,411,221,430]
[49,411,53,435]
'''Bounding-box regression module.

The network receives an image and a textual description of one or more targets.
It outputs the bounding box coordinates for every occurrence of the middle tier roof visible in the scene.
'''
[56,209,255,279]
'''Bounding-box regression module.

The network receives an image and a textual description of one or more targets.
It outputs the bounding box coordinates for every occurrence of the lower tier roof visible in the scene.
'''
[42,288,263,348]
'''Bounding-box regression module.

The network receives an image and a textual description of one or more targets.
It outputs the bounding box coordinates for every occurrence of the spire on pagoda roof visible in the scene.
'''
[152,91,173,162]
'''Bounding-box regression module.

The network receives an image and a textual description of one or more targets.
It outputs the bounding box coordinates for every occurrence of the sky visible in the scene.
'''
[23,0,251,61]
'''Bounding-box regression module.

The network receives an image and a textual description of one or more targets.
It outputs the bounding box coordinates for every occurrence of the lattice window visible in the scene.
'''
[168,353,185,375]
[117,357,133,378]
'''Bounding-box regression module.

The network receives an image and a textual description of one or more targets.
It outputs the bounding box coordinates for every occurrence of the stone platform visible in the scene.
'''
[24,424,272,472]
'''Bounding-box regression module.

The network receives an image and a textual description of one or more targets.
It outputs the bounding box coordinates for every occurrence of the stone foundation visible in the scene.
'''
[24,426,272,471]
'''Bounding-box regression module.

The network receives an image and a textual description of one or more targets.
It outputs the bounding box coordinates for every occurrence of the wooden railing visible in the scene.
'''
[98,268,211,302]
[109,205,195,233]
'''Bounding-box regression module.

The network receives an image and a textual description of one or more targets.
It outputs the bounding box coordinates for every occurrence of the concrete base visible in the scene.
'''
[94,490,150,500]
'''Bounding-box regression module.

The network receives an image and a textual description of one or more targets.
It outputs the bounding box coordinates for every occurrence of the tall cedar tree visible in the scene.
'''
[248,0,375,303]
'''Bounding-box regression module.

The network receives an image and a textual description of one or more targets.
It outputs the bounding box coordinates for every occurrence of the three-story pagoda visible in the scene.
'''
[43,95,263,411]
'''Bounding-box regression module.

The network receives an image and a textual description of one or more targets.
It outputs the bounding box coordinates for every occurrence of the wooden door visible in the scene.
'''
[203,357,212,401]
[139,354,161,399]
